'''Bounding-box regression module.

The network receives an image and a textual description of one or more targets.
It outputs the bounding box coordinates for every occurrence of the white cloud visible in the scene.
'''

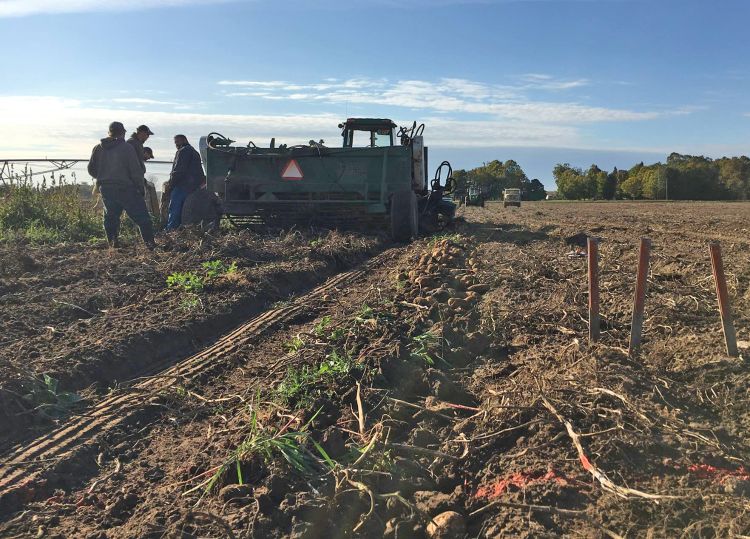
[220,76,679,124]
[217,80,289,88]
[111,98,181,106]
[0,89,699,171]
[0,95,582,160]
[219,78,379,92]
[519,73,590,90]
[0,0,234,17]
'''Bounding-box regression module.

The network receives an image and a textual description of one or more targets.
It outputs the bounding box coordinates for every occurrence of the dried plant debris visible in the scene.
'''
[1,202,750,538]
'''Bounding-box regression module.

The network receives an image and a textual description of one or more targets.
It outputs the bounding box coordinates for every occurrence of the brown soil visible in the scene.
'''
[1,201,749,538]
[0,228,382,447]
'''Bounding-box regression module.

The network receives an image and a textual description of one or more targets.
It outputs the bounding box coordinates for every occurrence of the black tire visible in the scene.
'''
[390,189,418,242]
[182,189,223,228]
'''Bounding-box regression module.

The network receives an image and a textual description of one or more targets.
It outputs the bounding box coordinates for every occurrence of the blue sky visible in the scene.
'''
[2,0,750,189]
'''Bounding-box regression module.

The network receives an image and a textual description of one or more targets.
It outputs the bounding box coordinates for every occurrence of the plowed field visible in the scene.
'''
[1,201,749,538]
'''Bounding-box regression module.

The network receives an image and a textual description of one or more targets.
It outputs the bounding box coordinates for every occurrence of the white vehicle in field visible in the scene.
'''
[503,188,521,208]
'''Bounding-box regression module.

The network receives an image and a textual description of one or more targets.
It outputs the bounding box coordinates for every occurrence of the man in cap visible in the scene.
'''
[88,121,156,249]
[164,134,206,230]
[128,125,153,170]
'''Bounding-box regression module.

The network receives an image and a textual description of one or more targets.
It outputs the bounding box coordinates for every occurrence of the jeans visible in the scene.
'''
[166,186,189,230]
[100,184,155,244]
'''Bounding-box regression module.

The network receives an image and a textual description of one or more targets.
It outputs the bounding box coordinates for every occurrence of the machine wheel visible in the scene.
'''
[390,190,418,242]
[182,189,223,228]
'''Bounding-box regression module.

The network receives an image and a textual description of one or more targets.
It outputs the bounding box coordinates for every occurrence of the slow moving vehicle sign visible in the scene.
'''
[280,159,303,180]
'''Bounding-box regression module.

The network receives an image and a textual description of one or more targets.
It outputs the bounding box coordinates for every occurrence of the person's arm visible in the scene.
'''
[191,147,206,188]
[128,139,147,173]
[125,144,145,194]
[87,145,99,179]
[170,147,190,188]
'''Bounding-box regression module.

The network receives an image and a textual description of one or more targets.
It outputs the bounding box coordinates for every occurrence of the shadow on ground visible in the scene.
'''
[459,220,556,244]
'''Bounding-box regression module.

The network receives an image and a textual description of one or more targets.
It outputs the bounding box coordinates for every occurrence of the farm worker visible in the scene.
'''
[87,121,156,249]
[164,134,206,230]
[127,124,153,172]
[142,147,161,218]
[128,124,153,193]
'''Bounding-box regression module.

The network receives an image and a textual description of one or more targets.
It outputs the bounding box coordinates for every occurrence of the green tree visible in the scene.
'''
[526,179,546,200]
[620,162,646,199]
[452,169,469,198]
[458,159,531,200]
[640,164,667,199]
[717,156,750,200]
[503,159,528,187]
[554,163,593,199]
[602,168,621,200]
[586,165,608,199]
[549,153,750,201]
[666,153,721,199]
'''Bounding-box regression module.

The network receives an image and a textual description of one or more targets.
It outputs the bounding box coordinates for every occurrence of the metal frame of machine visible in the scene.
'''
[201,119,455,240]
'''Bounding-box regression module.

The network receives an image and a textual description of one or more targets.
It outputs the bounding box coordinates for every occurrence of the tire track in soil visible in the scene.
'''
[0,249,399,517]
[0,238,382,452]
[0,234,486,538]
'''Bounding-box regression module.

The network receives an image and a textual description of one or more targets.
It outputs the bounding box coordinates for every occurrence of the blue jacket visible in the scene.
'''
[170,143,205,192]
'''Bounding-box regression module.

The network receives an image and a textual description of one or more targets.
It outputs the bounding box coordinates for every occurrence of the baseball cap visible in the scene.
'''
[137,125,154,135]
[108,121,126,136]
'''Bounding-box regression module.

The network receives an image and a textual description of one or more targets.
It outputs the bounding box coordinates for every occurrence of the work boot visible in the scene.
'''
[107,238,121,249]
[144,240,157,251]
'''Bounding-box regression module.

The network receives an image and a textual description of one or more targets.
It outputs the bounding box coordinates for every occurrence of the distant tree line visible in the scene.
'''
[453,159,546,201]
[554,153,750,200]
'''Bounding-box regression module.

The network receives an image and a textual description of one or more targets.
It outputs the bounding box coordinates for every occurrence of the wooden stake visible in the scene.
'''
[587,237,600,343]
[629,237,651,355]
[709,242,739,357]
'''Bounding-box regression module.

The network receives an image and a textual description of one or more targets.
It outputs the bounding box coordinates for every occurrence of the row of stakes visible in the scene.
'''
[586,237,739,357]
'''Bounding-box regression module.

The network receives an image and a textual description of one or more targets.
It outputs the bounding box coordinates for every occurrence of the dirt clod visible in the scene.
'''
[411,428,440,448]
[413,491,456,516]
[320,428,347,459]
[219,484,254,503]
[105,492,138,520]
[426,369,474,405]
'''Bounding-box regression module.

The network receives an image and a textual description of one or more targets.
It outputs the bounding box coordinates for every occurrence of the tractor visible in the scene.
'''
[464,185,485,207]
[200,119,456,241]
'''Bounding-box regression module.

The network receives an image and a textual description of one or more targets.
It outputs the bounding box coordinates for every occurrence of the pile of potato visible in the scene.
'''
[397,238,489,322]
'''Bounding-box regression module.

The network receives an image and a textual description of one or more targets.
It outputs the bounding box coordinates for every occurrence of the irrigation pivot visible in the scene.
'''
[0,158,174,183]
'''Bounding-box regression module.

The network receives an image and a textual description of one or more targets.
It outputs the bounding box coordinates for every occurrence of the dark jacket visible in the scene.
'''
[88,137,144,194]
[169,143,206,193]
[127,134,147,173]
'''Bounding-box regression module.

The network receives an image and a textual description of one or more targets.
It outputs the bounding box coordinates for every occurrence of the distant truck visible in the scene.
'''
[503,188,521,208]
